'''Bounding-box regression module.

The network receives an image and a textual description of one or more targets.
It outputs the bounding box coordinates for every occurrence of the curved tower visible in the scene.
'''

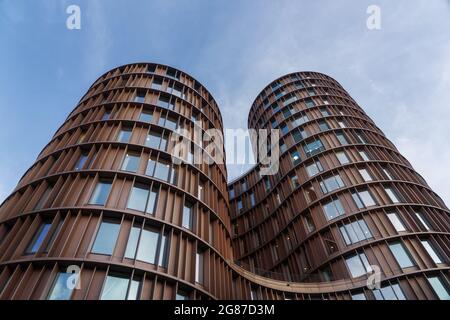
[228,71,450,299]
[0,64,448,300]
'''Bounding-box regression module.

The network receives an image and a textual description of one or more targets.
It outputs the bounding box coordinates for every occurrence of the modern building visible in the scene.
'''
[0,63,448,300]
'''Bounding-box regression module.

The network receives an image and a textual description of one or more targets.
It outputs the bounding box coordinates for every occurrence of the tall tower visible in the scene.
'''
[0,64,448,300]
[228,71,449,299]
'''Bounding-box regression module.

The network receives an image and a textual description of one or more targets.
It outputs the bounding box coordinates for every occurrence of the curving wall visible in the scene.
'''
[0,64,448,300]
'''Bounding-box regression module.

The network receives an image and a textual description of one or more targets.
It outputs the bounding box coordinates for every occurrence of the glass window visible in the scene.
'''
[421,240,442,264]
[427,276,450,300]
[338,120,346,128]
[145,131,168,151]
[385,187,400,203]
[305,160,323,177]
[34,185,54,210]
[136,228,159,264]
[92,220,120,255]
[339,219,372,245]
[318,120,330,131]
[250,193,256,206]
[117,128,132,143]
[305,99,315,108]
[101,274,140,300]
[356,132,368,144]
[176,290,189,300]
[151,78,162,90]
[127,184,158,215]
[336,132,348,145]
[157,95,174,110]
[415,212,431,230]
[154,160,170,181]
[158,233,169,267]
[387,212,406,232]
[336,151,350,165]
[134,91,145,103]
[303,139,325,157]
[383,168,394,180]
[320,175,345,194]
[359,150,370,161]
[124,225,140,259]
[290,150,301,165]
[290,175,300,189]
[182,202,193,230]
[101,109,111,121]
[389,242,415,268]
[359,169,372,182]
[280,124,289,135]
[351,292,366,300]
[74,151,89,170]
[320,107,330,116]
[139,110,153,122]
[323,198,345,221]
[304,212,315,233]
[345,253,372,278]
[229,187,235,199]
[352,190,376,209]
[89,181,112,205]
[195,249,204,284]
[26,221,52,254]
[373,283,406,300]
[47,272,73,300]
[121,153,140,172]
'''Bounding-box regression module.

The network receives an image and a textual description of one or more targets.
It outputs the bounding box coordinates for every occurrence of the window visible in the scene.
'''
[264,178,271,191]
[158,114,177,130]
[134,91,145,103]
[139,110,153,122]
[305,160,323,177]
[182,201,194,230]
[101,274,140,300]
[359,168,372,182]
[320,107,330,116]
[338,120,346,128]
[383,167,394,180]
[303,139,325,157]
[136,228,160,264]
[290,150,301,165]
[323,198,345,221]
[121,153,140,172]
[237,198,243,212]
[157,95,174,110]
[171,84,184,98]
[352,190,376,209]
[229,187,235,199]
[280,124,289,135]
[26,221,52,254]
[389,241,415,268]
[318,120,330,131]
[280,140,287,153]
[351,292,366,300]
[125,225,168,267]
[336,131,348,145]
[292,114,308,127]
[385,187,400,203]
[146,158,172,182]
[151,78,162,90]
[415,211,431,230]
[282,106,292,118]
[356,132,368,144]
[290,175,300,189]
[250,193,256,206]
[145,130,168,151]
[101,109,111,121]
[359,150,370,161]
[339,219,372,245]
[292,129,307,142]
[421,240,442,264]
[320,175,345,194]
[47,272,73,300]
[336,151,350,165]
[345,252,372,278]
[427,276,450,300]
[74,151,89,170]
[305,99,315,108]
[304,212,315,233]
[176,290,189,300]
[387,212,407,232]
[373,283,406,300]
[117,127,132,143]
[89,181,112,205]
[92,220,120,255]
[127,184,158,214]
[166,67,180,80]
[34,185,54,210]
[195,249,204,284]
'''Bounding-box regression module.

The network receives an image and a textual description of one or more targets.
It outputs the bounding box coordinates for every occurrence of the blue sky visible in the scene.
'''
[1,0,449,205]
